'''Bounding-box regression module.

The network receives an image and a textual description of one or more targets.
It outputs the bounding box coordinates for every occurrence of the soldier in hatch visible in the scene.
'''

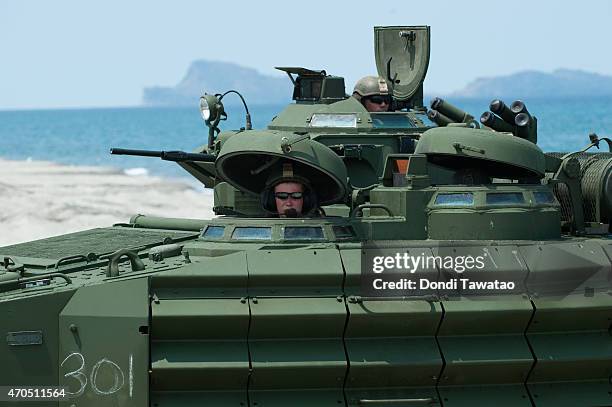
[261,163,319,217]
[352,75,391,112]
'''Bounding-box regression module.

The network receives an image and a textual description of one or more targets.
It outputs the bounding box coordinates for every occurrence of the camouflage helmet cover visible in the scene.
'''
[352,76,390,100]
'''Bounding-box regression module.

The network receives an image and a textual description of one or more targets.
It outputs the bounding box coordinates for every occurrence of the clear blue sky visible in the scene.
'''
[2,0,612,109]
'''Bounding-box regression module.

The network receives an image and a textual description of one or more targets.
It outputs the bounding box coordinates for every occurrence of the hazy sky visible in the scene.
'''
[2,0,612,110]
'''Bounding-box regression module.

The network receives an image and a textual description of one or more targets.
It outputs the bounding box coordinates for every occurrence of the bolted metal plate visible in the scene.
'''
[6,330,43,346]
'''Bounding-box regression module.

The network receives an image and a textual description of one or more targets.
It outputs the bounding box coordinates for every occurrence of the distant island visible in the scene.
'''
[451,69,612,99]
[144,62,612,106]
[143,60,292,106]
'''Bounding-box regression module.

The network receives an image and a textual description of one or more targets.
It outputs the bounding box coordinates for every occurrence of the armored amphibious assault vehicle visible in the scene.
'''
[1,26,612,407]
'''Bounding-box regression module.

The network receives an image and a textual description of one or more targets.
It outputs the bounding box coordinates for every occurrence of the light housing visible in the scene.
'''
[199,94,222,125]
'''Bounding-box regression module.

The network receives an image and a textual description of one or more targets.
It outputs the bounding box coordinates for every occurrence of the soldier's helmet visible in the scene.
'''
[352,76,390,100]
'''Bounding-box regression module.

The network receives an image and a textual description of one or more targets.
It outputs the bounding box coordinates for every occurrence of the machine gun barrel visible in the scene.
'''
[110,148,216,162]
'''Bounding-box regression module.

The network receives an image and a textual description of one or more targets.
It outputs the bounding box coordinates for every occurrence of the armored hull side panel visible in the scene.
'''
[3,225,611,406]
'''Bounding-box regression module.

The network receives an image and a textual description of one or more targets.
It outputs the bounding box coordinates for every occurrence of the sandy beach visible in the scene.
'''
[0,159,214,247]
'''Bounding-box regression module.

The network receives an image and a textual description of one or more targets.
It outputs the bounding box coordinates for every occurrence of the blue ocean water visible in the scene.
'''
[0,105,282,179]
[1,98,611,180]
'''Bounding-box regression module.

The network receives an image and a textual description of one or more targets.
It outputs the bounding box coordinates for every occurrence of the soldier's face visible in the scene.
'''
[364,95,390,112]
[274,182,304,217]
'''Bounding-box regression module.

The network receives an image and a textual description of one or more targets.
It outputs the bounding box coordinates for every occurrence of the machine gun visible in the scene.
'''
[110,148,219,189]
[110,148,216,163]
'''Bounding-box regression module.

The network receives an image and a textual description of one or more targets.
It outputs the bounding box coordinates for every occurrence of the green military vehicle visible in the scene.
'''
[1,26,611,407]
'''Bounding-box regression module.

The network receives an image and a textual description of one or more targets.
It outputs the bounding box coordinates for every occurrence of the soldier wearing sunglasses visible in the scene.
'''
[273,182,306,217]
[352,75,391,112]
[261,163,319,217]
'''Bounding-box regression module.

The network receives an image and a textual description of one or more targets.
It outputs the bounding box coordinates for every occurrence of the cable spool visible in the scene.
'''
[546,152,612,224]
[580,155,612,223]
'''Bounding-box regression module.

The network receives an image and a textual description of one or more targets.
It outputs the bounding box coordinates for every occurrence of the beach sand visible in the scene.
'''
[0,159,214,246]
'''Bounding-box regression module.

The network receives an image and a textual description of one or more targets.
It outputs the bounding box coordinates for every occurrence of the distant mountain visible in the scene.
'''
[451,69,612,98]
[143,60,292,106]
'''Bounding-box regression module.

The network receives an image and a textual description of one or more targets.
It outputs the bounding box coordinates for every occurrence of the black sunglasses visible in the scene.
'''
[366,95,391,105]
[275,192,304,200]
